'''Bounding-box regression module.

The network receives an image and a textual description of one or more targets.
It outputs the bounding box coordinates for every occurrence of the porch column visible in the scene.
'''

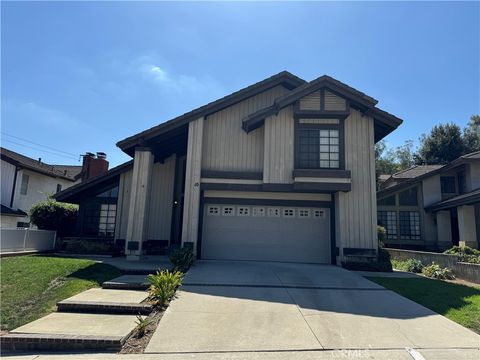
[181,117,204,254]
[125,147,154,260]
[457,205,478,249]
[436,210,452,250]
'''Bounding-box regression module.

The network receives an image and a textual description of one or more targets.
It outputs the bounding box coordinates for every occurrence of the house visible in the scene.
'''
[377,152,480,251]
[0,147,108,228]
[55,71,402,264]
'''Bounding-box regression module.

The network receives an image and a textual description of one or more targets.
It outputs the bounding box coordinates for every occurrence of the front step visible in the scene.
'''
[0,333,124,352]
[102,275,149,290]
[57,300,152,315]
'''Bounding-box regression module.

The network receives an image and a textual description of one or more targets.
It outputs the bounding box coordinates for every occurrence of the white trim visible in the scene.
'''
[201,178,263,185]
[204,190,331,202]
[294,177,351,184]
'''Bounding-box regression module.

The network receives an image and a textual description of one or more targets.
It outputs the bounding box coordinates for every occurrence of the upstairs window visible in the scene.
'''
[399,187,418,206]
[440,176,456,194]
[457,171,467,194]
[20,174,29,195]
[298,128,340,169]
[378,195,396,206]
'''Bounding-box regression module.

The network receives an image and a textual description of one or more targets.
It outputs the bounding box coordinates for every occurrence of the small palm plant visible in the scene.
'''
[135,315,151,337]
[147,270,184,306]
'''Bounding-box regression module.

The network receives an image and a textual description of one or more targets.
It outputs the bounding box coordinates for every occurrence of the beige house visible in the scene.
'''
[377,152,480,251]
[56,71,402,264]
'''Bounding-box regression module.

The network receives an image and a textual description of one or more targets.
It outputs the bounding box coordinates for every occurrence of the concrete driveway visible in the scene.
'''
[146,261,480,355]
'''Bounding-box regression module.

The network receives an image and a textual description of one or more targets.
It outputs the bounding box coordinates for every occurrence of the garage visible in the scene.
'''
[201,202,332,264]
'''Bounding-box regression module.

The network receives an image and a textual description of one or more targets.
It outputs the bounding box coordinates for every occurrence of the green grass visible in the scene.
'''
[367,276,480,334]
[0,255,121,331]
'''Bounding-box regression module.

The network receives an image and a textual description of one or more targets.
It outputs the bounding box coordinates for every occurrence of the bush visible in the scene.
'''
[134,315,151,337]
[60,239,116,255]
[443,246,480,264]
[342,248,393,272]
[169,247,195,272]
[421,262,455,280]
[392,258,424,273]
[147,270,184,306]
[30,199,78,231]
[377,226,387,247]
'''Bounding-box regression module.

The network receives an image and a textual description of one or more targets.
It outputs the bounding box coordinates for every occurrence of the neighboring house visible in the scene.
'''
[377,152,480,251]
[0,147,108,228]
[56,71,402,265]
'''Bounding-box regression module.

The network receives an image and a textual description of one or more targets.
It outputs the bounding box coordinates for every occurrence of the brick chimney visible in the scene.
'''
[81,152,109,181]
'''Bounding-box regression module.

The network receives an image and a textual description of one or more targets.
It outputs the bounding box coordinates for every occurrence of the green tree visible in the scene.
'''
[463,115,480,153]
[375,140,399,176]
[416,123,465,164]
[394,140,416,170]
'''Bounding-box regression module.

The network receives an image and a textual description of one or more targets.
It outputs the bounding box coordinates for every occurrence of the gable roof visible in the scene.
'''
[0,147,80,181]
[241,75,402,141]
[117,71,306,156]
[391,165,444,180]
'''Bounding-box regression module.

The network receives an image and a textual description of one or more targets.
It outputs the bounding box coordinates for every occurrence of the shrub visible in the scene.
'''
[421,262,455,280]
[443,246,480,264]
[134,315,151,337]
[342,248,392,272]
[60,239,116,255]
[169,247,195,272]
[392,258,424,273]
[377,226,387,247]
[147,270,184,306]
[30,199,78,231]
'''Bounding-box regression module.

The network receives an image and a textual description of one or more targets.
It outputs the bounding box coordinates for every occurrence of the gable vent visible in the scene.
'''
[299,91,321,110]
[324,90,347,111]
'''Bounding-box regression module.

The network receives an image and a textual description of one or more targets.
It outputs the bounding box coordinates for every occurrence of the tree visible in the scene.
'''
[375,140,416,177]
[395,140,416,170]
[463,115,480,153]
[416,123,466,164]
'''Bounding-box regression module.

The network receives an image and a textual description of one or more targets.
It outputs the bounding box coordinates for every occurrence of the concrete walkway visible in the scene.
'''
[145,261,480,354]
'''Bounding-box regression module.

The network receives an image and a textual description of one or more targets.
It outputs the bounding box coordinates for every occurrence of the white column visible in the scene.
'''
[436,210,452,250]
[181,117,204,253]
[125,148,154,260]
[458,205,478,249]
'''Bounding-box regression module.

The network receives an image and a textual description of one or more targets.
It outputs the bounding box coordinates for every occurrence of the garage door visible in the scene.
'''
[201,203,331,264]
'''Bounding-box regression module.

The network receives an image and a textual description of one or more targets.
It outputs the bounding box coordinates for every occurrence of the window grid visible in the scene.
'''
[207,206,220,216]
[222,206,235,216]
[399,211,420,240]
[252,207,265,217]
[298,209,311,218]
[298,128,340,169]
[313,209,325,219]
[283,208,295,218]
[267,207,281,217]
[378,211,398,240]
[238,206,250,216]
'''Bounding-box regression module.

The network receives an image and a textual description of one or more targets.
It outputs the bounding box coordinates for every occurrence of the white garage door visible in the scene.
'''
[201,203,331,264]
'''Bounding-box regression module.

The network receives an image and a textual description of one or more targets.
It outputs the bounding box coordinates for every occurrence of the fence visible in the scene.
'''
[386,248,480,284]
[0,228,57,254]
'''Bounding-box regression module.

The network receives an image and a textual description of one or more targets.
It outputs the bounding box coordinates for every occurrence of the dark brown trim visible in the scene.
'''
[203,197,331,207]
[294,110,350,119]
[201,170,263,180]
[134,147,153,152]
[10,166,18,208]
[293,182,351,192]
[201,182,343,194]
[201,183,263,192]
[330,198,336,264]
[293,169,351,178]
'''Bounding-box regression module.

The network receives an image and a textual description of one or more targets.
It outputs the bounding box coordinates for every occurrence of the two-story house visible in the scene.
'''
[377,152,480,251]
[55,71,402,265]
[1,147,108,228]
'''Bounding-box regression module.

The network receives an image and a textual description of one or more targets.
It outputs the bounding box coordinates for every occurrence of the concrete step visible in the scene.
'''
[102,275,149,290]
[2,312,140,352]
[56,288,152,315]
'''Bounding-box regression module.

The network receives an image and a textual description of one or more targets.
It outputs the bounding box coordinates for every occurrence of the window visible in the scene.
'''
[56,184,62,193]
[207,206,220,216]
[222,206,235,216]
[313,209,325,219]
[16,222,30,228]
[252,207,265,217]
[20,174,29,195]
[298,128,340,169]
[97,186,119,198]
[399,187,418,206]
[83,203,117,237]
[399,211,420,240]
[378,211,397,240]
[283,208,295,218]
[238,206,250,216]
[378,195,396,206]
[298,209,311,218]
[440,176,456,194]
[457,171,467,194]
[267,207,281,217]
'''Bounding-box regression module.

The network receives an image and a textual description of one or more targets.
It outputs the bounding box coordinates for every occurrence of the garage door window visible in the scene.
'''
[313,209,325,219]
[298,209,311,218]
[238,206,250,216]
[207,206,220,216]
[252,207,265,217]
[267,207,281,217]
[222,206,235,216]
[283,208,295,218]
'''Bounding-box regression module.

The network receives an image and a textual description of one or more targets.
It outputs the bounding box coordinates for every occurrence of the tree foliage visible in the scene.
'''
[375,140,416,176]
[29,199,78,231]
[416,123,466,164]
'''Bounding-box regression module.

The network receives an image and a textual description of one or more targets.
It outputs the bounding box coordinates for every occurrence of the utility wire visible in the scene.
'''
[1,132,79,157]
[1,139,80,162]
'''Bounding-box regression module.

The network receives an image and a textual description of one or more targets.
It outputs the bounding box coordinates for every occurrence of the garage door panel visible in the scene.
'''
[202,204,331,264]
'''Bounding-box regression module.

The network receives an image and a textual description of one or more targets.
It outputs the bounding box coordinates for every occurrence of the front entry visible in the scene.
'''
[201,203,331,264]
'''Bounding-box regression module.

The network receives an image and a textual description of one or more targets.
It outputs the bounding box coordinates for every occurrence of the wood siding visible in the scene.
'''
[1,160,16,206]
[335,109,377,252]
[324,90,347,111]
[202,86,288,172]
[299,91,321,110]
[263,106,294,184]
[115,169,132,240]
[146,155,176,241]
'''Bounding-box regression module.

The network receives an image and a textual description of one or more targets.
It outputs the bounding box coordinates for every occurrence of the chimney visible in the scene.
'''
[81,152,109,181]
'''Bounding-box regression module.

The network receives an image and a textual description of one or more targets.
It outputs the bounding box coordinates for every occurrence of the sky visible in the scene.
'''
[1,1,479,167]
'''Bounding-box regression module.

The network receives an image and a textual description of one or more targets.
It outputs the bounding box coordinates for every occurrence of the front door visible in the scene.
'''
[170,155,187,246]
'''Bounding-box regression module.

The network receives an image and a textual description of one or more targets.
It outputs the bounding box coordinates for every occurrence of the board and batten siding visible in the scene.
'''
[1,160,16,206]
[202,85,288,172]
[263,106,294,184]
[146,155,176,241]
[335,109,377,253]
[115,155,176,242]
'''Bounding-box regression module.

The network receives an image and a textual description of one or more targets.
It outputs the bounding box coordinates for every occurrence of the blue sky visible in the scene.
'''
[2,1,479,167]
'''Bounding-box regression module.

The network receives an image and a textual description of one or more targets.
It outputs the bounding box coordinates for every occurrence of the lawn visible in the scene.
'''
[367,276,480,334]
[0,255,121,331]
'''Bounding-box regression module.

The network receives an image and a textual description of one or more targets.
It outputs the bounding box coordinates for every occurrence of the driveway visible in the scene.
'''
[145,261,480,355]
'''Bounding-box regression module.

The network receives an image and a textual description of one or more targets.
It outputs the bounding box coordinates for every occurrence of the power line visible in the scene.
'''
[1,132,79,157]
[1,139,80,162]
